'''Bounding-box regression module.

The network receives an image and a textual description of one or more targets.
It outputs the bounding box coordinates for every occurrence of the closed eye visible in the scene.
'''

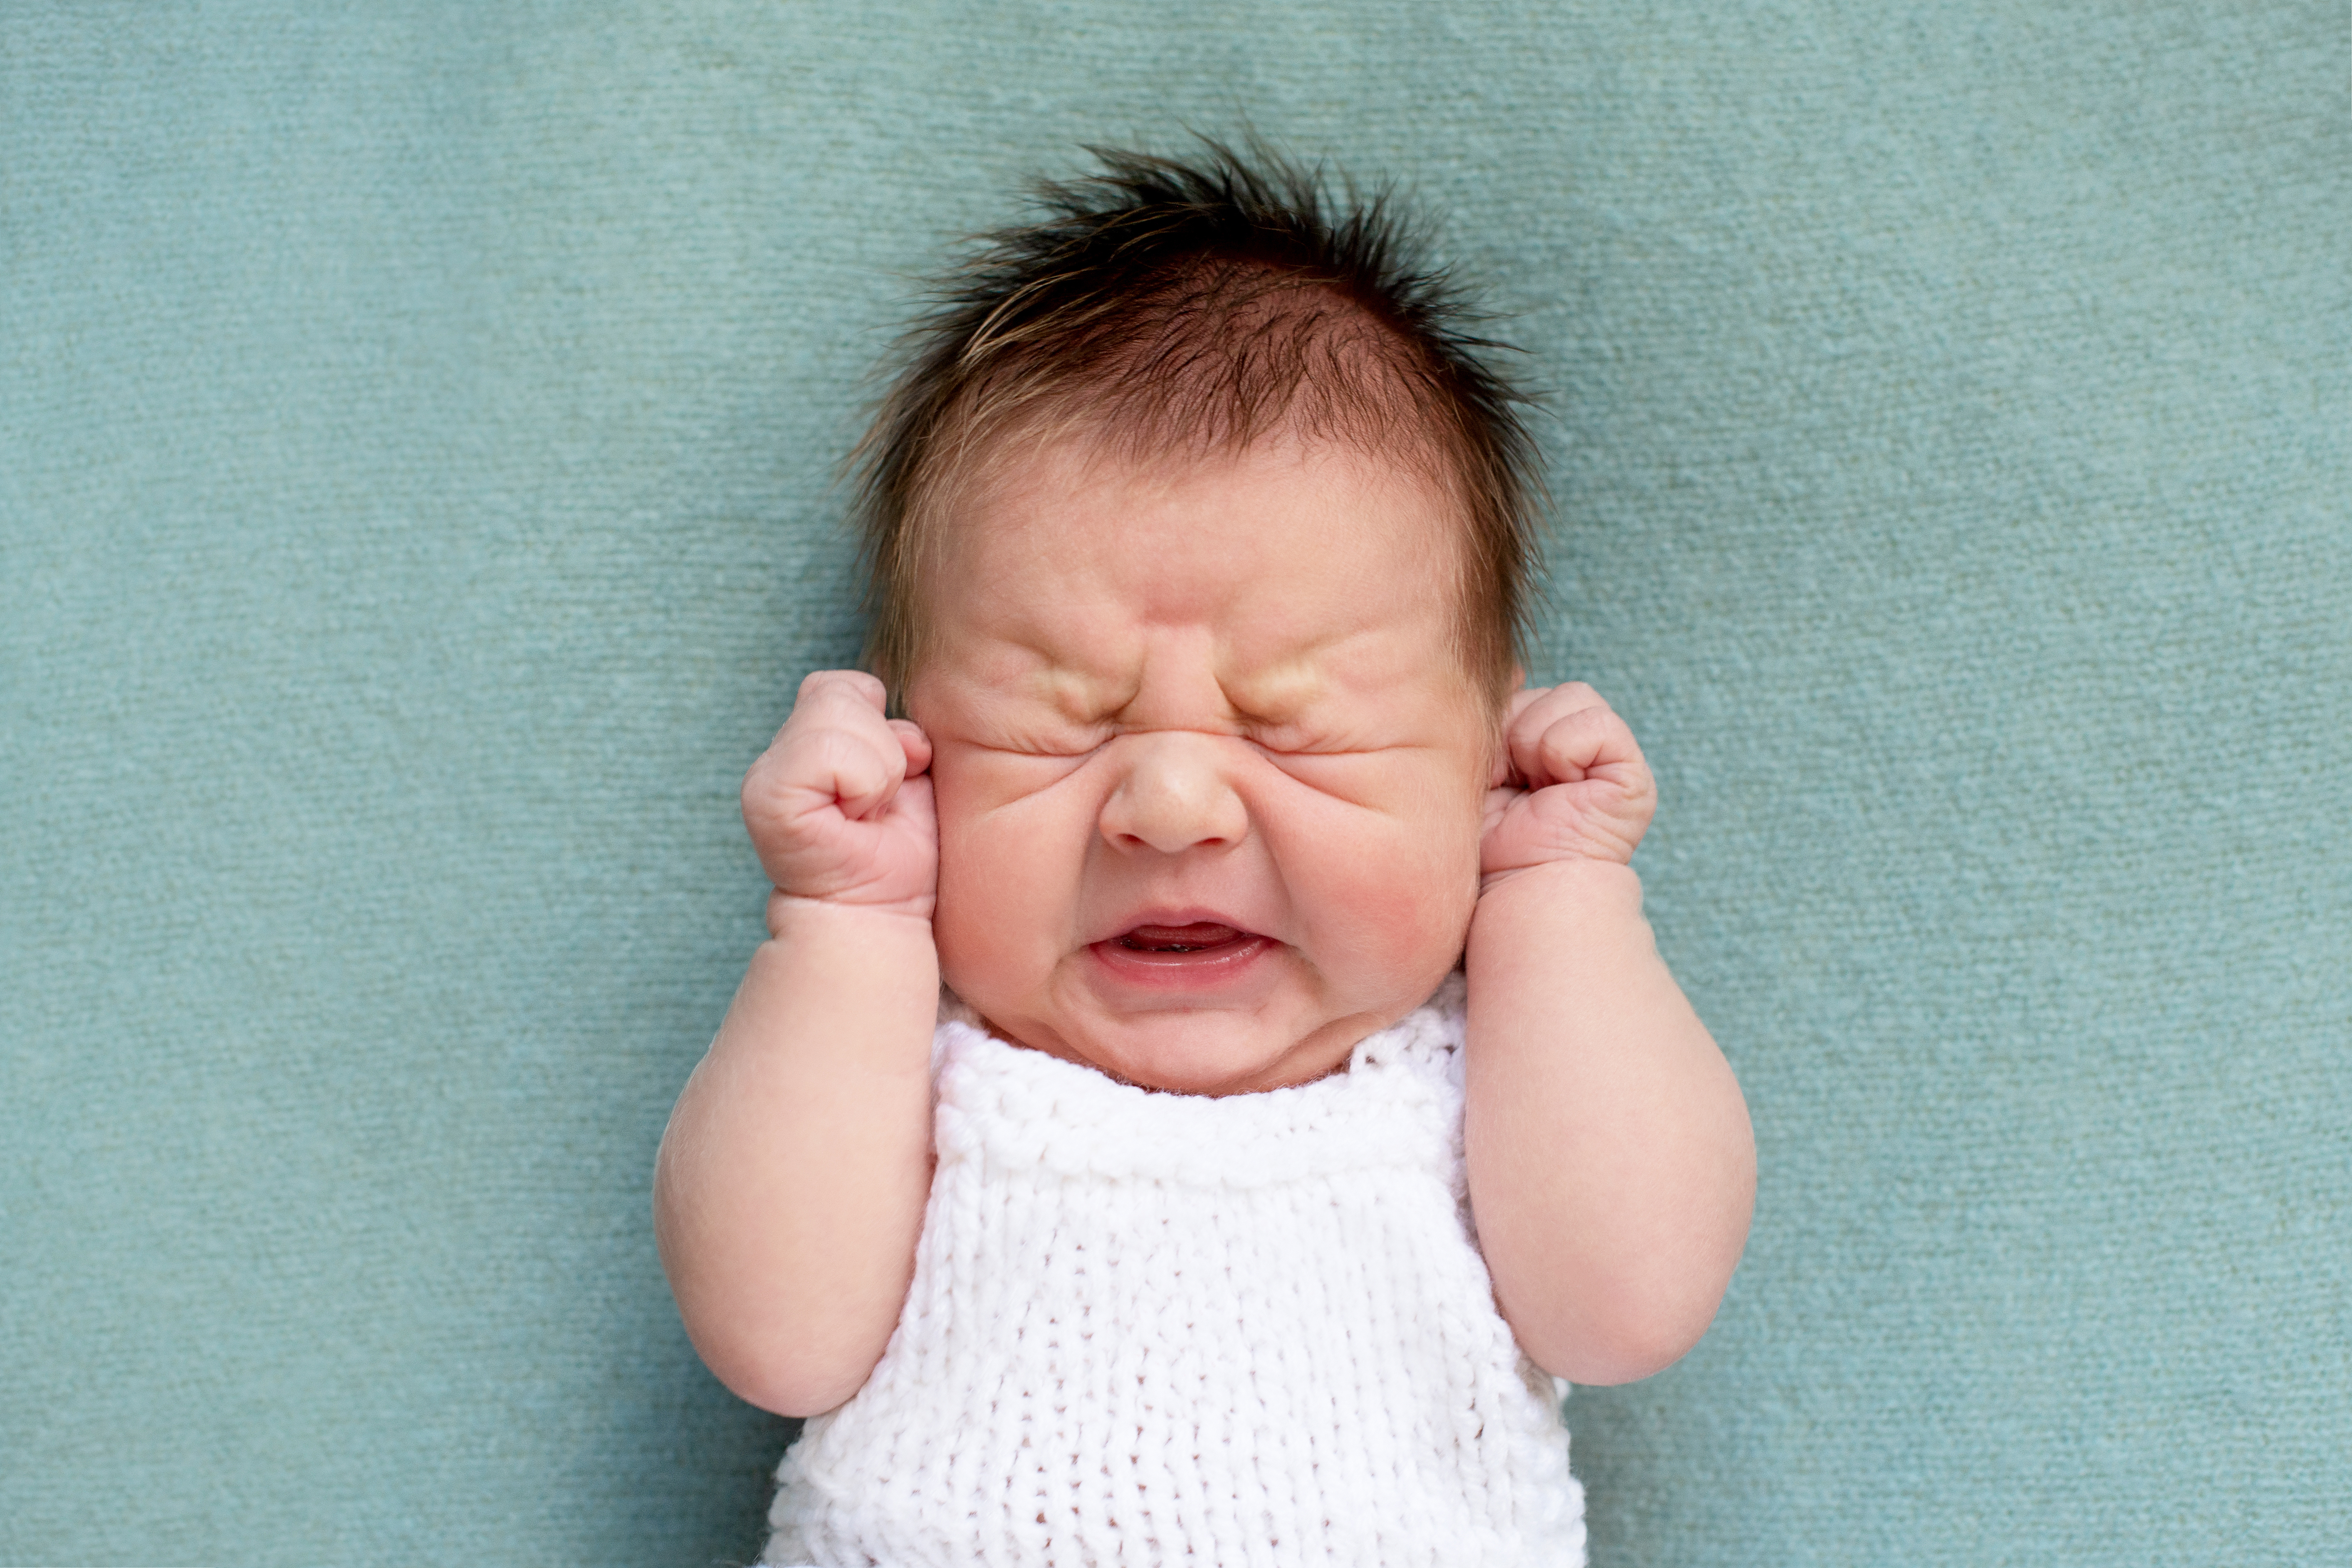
[978,731,1110,761]
[1247,726,1402,758]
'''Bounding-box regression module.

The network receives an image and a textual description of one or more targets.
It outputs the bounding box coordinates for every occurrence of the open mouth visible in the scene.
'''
[1090,919,1274,986]
[1115,922,1254,955]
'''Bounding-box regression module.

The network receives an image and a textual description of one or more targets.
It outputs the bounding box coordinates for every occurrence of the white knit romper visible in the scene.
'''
[761,977,1586,1568]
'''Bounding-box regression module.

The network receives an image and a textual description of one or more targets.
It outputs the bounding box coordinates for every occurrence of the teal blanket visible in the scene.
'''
[4,3,2345,1563]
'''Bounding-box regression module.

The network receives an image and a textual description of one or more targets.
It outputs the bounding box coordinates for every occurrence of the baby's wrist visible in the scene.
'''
[1474,856,1643,923]
[766,888,936,941]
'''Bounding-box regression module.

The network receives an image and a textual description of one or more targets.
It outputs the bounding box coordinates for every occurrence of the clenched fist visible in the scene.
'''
[1479,683,1657,888]
[741,670,938,922]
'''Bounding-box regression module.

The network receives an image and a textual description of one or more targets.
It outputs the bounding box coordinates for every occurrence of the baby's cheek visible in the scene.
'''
[932,859,1042,1014]
[930,754,1090,987]
[1295,795,1481,979]
[1363,842,1480,959]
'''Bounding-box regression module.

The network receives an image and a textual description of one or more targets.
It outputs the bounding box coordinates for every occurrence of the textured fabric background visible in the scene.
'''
[3,3,2345,1565]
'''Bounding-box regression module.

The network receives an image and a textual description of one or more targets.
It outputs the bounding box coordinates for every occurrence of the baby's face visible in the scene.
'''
[905,431,1494,1095]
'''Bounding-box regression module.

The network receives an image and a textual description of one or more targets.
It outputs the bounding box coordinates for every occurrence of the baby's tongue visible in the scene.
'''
[1122,922,1242,951]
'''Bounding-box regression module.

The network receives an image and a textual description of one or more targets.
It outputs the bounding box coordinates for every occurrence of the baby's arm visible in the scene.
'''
[1464,684,1756,1387]
[653,672,939,1417]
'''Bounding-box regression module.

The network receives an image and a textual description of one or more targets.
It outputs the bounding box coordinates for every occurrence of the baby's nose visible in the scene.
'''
[1098,732,1249,855]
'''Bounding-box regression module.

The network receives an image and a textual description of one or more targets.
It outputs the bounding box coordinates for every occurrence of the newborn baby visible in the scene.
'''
[655,142,1755,1568]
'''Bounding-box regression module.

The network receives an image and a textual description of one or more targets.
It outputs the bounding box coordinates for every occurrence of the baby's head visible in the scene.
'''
[856,144,1543,1094]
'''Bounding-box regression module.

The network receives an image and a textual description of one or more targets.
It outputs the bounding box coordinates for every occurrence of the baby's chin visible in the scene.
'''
[989,1002,1374,1098]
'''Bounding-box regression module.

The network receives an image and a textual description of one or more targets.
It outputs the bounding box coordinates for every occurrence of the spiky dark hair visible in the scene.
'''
[852,138,1544,704]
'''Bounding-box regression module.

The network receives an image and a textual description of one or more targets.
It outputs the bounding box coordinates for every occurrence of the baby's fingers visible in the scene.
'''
[1492,686,1549,786]
[802,722,909,822]
[1506,684,1631,789]
[794,674,930,797]
[1539,708,1645,790]
[745,672,901,826]
[887,717,934,780]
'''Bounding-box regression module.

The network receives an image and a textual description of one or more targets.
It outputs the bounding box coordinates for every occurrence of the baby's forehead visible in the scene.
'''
[942,422,1467,549]
[949,435,1463,597]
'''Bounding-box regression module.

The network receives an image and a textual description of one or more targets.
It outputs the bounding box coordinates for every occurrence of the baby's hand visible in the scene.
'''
[1480,683,1658,887]
[741,670,937,922]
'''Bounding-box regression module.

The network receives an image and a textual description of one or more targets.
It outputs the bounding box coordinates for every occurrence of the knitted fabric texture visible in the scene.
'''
[762,977,1586,1568]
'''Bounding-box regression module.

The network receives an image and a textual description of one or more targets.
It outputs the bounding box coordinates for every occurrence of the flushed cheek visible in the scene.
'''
[930,776,1091,993]
[1331,843,1477,978]
[1266,795,1481,989]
